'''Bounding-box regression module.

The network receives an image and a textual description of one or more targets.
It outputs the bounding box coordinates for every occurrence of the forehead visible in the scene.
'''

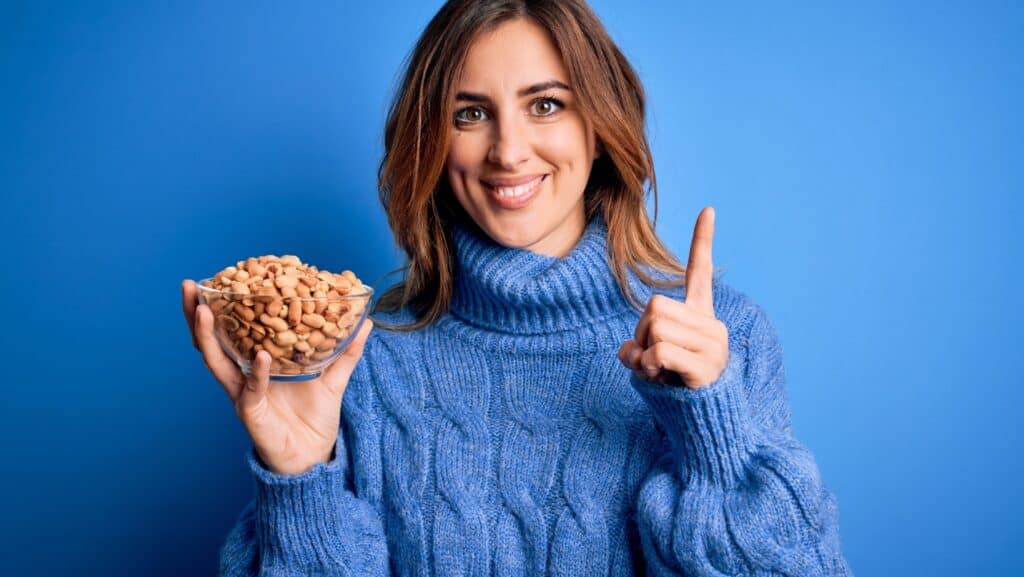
[458,18,568,89]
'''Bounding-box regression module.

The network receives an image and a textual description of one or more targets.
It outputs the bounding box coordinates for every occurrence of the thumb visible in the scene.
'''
[321,319,374,397]
[237,350,271,415]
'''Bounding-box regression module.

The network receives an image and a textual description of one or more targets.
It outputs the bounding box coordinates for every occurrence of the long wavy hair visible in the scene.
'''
[374,0,686,331]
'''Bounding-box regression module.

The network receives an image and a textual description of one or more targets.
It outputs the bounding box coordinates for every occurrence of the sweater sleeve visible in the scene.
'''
[630,303,853,576]
[217,362,390,576]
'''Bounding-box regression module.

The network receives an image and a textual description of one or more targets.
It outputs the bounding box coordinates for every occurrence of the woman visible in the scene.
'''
[183,1,853,575]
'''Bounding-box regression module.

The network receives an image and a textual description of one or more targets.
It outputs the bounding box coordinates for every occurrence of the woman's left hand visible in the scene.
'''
[618,207,730,390]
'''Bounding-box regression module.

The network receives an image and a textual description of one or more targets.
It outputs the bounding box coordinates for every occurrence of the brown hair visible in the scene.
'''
[374,0,686,331]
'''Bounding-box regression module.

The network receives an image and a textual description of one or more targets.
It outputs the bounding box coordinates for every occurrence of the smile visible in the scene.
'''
[483,174,547,209]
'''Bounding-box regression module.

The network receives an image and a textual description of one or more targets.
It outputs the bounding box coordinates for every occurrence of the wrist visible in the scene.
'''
[258,443,337,476]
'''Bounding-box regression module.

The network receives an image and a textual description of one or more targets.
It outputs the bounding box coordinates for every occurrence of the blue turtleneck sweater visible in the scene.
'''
[218,216,853,576]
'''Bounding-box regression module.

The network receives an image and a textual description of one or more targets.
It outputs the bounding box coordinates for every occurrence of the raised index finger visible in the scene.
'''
[684,206,716,316]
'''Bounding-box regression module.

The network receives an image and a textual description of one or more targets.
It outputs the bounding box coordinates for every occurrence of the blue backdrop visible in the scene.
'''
[2,1,1021,575]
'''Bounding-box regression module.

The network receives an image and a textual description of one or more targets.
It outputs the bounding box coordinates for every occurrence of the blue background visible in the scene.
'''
[2,1,1021,575]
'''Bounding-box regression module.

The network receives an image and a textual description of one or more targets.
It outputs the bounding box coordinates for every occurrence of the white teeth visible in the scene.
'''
[491,176,543,198]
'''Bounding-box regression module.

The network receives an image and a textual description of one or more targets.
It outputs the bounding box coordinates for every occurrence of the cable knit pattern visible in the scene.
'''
[426,329,492,575]
[217,215,852,576]
[549,323,634,576]
[372,333,429,576]
[492,347,570,577]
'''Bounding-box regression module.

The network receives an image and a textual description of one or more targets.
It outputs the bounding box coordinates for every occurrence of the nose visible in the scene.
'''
[486,114,530,170]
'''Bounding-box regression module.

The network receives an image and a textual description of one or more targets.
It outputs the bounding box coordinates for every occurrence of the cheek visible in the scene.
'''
[447,133,486,175]
[446,135,488,213]
[446,137,470,201]
[542,121,594,170]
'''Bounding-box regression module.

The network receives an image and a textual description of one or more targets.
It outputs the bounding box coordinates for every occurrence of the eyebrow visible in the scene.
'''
[455,80,571,102]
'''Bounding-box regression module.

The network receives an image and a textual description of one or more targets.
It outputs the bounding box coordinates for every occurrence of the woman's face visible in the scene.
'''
[446,18,600,258]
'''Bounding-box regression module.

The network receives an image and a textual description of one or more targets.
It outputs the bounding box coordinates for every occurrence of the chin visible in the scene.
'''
[482,222,543,249]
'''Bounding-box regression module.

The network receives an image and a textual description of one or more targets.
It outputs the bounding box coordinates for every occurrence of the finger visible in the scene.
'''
[194,304,245,401]
[619,340,654,382]
[639,341,710,386]
[617,339,643,371]
[237,350,271,416]
[182,279,199,350]
[320,318,374,397]
[645,315,721,355]
[634,294,706,349]
[684,206,716,316]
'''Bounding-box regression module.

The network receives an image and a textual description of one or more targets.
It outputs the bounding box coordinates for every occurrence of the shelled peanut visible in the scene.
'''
[200,255,367,375]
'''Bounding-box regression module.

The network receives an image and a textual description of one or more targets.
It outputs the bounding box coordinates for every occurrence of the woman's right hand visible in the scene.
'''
[181,279,373,476]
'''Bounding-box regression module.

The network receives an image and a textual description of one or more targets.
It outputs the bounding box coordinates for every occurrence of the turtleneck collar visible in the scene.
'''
[449,215,649,335]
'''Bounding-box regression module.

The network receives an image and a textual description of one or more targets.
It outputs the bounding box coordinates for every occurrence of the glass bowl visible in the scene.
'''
[196,278,373,381]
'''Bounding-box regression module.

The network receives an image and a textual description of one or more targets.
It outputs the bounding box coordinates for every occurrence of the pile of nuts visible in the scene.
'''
[200,255,367,375]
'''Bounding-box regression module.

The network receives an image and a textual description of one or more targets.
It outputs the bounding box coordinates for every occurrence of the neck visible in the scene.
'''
[521,205,588,258]
[448,214,645,335]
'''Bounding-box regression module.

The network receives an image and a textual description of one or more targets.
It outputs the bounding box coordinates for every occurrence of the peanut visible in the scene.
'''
[255,286,277,303]
[315,337,337,352]
[201,254,367,376]
[219,314,240,332]
[307,330,326,348]
[321,321,341,338]
[233,302,256,322]
[286,299,301,326]
[274,275,298,289]
[273,330,298,347]
[313,290,328,314]
[301,313,325,329]
[260,314,289,333]
[261,338,287,358]
[208,298,229,315]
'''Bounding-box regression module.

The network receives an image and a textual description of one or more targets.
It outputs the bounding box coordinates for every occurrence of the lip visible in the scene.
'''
[481,174,546,187]
[483,174,547,210]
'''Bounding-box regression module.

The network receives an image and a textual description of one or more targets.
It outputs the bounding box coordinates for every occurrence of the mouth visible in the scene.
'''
[482,174,547,209]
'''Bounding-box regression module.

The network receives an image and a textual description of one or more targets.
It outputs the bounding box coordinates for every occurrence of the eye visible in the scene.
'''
[530,96,564,117]
[454,106,489,125]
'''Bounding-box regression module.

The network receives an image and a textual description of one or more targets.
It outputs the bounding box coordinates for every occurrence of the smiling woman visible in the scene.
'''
[202,1,855,576]
[373,0,687,330]
[446,19,597,257]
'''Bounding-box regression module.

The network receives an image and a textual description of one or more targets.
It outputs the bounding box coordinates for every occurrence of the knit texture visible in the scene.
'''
[218,215,853,576]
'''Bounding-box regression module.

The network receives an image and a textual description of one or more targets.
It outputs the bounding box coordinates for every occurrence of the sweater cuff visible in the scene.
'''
[631,351,757,487]
[247,436,351,567]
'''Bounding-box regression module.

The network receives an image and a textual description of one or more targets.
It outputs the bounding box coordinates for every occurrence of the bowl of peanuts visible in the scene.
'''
[196,255,373,381]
